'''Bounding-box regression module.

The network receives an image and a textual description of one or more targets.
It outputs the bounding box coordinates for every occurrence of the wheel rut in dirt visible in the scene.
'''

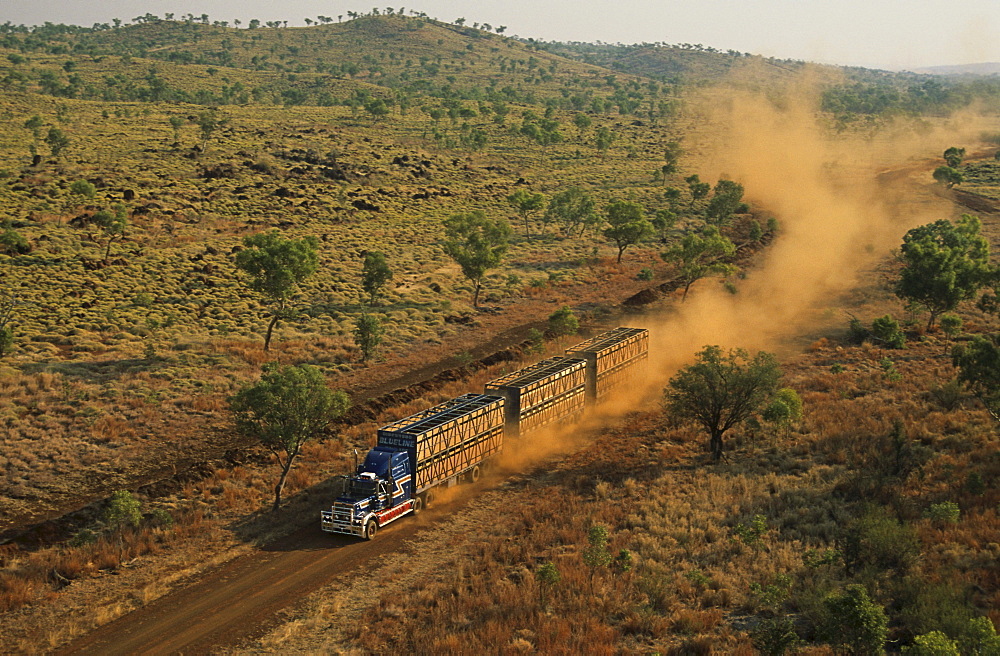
[53,497,469,655]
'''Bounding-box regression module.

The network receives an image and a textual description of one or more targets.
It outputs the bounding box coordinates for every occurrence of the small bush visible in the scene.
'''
[69,180,97,198]
[929,380,963,411]
[68,528,98,547]
[547,306,578,337]
[637,267,653,281]
[751,616,799,656]
[872,314,906,349]
[148,508,174,528]
[732,514,768,546]
[822,584,888,656]
[924,501,960,525]
[842,506,920,575]
[902,631,959,655]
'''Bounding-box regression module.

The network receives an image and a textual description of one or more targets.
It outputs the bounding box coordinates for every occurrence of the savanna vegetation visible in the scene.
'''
[0,8,999,655]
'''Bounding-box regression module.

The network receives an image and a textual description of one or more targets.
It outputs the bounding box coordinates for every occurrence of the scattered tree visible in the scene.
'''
[594,126,614,157]
[507,189,546,239]
[572,112,591,137]
[102,490,142,532]
[662,226,736,301]
[230,363,349,511]
[197,110,218,149]
[662,140,682,178]
[0,222,30,256]
[93,204,128,260]
[45,126,70,157]
[361,251,393,306]
[686,174,710,202]
[933,165,964,188]
[545,186,597,236]
[761,387,803,437]
[168,115,184,144]
[705,179,747,225]
[664,345,781,460]
[69,179,96,198]
[235,231,319,350]
[943,146,965,168]
[0,283,17,358]
[894,215,992,331]
[442,211,512,307]
[953,334,1000,422]
[547,305,579,337]
[602,199,653,263]
[822,584,888,656]
[536,562,560,607]
[353,313,384,362]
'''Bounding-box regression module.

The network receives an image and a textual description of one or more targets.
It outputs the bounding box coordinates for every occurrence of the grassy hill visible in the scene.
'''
[0,12,999,655]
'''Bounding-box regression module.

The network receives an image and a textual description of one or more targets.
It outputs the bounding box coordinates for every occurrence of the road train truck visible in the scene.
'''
[321,326,649,539]
[321,393,505,539]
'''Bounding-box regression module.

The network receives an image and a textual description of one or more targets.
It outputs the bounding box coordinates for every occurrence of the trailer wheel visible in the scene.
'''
[364,519,378,540]
[412,495,423,514]
[468,465,481,484]
[424,489,434,508]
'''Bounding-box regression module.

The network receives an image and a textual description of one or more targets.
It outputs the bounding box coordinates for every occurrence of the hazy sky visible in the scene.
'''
[3,0,998,70]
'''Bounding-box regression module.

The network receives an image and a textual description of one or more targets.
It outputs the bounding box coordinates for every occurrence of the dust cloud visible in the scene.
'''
[501,74,999,465]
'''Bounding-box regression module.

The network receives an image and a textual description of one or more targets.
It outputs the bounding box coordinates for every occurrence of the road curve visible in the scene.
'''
[53,502,459,655]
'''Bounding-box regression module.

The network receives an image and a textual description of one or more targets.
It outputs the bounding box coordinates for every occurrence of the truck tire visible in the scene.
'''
[412,495,423,514]
[424,489,434,508]
[468,465,481,484]
[364,519,378,540]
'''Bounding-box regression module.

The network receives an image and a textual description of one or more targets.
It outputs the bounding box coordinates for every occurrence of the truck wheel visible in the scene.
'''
[364,519,378,540]
[424,490,434,508]
[412,495,423,514]
[468,465,481,484]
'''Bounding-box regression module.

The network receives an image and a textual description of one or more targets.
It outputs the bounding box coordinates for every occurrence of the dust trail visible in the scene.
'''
[501,79,998,461]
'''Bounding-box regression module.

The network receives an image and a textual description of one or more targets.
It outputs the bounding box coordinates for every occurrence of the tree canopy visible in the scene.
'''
[235,230,319,350]
[662,225,736,301]
[953,334,1000,423]
[442,211,512,307]
[664,345,781,460]
[361,251,393,306]
[602,199,653,263]
[507,189,546,239]
[545,186,598,236]
[894,215,992,331]
[230,363,349,511]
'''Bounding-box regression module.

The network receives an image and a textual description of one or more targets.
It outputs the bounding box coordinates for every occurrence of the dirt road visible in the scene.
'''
[53,499,467,655]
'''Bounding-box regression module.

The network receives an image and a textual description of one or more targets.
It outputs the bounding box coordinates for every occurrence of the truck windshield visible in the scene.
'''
[348,478,378,497]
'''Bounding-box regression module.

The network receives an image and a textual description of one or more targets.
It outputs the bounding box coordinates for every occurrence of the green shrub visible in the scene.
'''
[148,508,174,528]
[924,501,960,525]
[842,506,920,576]
[958,616,1000,655]
[68,528,98,547]
[69,180,96,198]
[822,584,888,656]
[751,616,799,656]
[102,490,142,530]
[0,227,30,255]
[732,514,768,546]
[964,472,986,496]
[929,379,963,411]
[637,267,653,281]
[547,305,578,337]
[902,631,959,655]
[872,314,906,349]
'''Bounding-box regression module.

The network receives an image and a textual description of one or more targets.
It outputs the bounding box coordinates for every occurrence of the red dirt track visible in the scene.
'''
[53,500,464,655]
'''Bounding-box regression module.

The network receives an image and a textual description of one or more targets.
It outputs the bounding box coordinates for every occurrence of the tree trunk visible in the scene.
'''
[264,313,280,351]
[104,238,113,261]
[523,215,530,240]
[273,461,292,512]
[710,429,724,461]
[926,310,939,333]
[617,245,625,263]
[473,281,481,307]
[681,280,693,302]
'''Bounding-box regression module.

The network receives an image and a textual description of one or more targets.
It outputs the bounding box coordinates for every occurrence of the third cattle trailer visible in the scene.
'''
[564,327,649,403]
[484,356,587,437]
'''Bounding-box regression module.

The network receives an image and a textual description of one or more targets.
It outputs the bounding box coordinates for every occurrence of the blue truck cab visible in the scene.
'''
[321,393,505,540]
[321,447,415,540]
